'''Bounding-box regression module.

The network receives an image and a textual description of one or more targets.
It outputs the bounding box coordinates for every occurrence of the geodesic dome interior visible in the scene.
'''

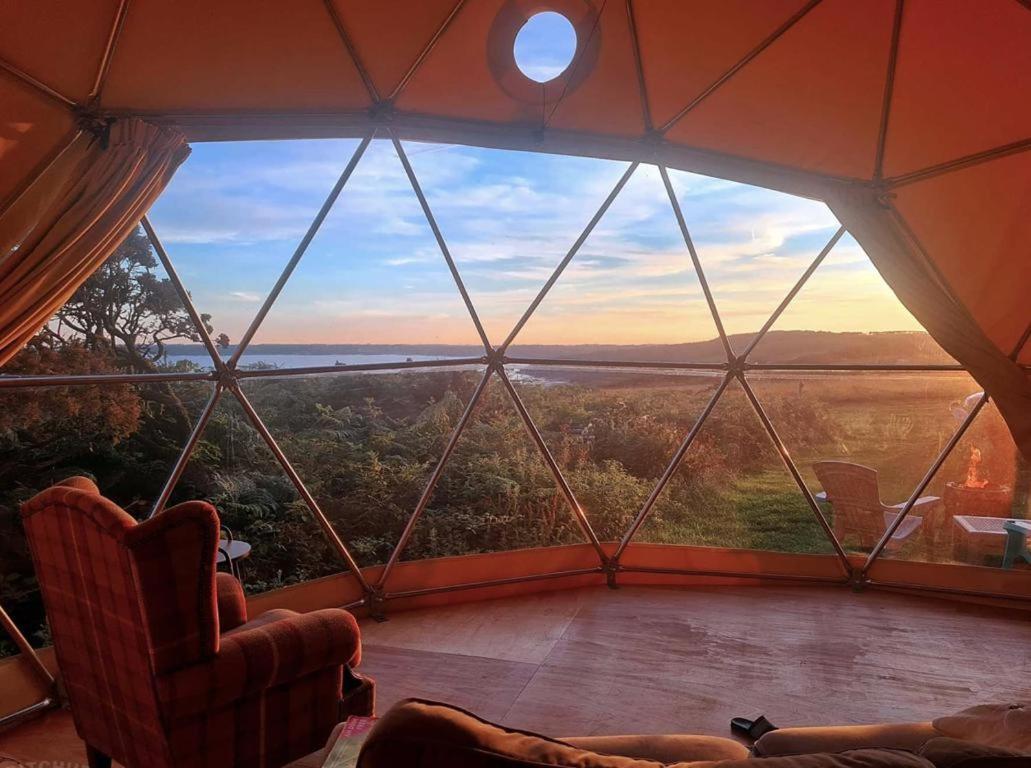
[1,0,1030,683]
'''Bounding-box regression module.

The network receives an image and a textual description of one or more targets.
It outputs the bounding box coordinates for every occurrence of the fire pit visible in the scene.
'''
[942,447,1013,518]
[943,482,1013,518]
[945,447,1015,565]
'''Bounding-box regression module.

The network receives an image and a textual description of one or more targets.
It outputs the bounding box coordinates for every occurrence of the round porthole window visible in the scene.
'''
[513,11,578,83]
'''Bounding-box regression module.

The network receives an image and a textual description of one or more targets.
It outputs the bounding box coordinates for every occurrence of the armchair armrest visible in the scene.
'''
[215,572,248,631]
[888,496,940,511]
[157,608,361,720]
[754,723,938,757]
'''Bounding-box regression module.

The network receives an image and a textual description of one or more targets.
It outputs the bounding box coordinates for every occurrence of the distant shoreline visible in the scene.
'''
[163,330,955,366]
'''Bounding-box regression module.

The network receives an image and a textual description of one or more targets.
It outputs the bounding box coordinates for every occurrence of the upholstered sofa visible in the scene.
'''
[21,476,373,768]
[355,699,1030,768]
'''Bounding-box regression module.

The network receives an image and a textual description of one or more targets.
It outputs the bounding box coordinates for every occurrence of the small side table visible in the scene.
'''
[217,538,252,583]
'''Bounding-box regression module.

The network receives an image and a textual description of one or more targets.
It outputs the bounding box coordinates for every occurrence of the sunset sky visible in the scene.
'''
[147,137,922,349]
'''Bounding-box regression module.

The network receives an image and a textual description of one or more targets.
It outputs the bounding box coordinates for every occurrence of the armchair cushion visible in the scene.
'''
[223,607,295,635]
[216,572,248,631]
[564,735,748,763]
[158,608,361,719]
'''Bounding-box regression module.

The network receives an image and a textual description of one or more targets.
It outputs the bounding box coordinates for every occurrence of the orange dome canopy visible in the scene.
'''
[3,1,1028,366]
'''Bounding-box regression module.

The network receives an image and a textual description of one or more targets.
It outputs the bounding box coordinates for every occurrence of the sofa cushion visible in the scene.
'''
[358,699,669,767]
[755,724,938,757]
[357,700,936,768]
[918,736,1027,768]
[932,704,1031,753]
[727,752,934,768]
[564,735,749,763]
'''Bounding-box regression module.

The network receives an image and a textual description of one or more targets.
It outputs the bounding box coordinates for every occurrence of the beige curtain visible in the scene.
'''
[0,118,190,366]
[828,186,1031,462]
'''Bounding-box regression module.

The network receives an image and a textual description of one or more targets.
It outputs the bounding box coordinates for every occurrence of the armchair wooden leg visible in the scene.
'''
[86,744,112,768]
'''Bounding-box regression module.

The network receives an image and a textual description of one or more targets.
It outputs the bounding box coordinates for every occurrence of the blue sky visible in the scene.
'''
[146,137,921,348]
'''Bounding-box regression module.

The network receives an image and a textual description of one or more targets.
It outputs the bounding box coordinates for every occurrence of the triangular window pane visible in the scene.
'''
[871,397,1030,570]
[510,366,725,541]
[749,371,980,556]
[0,379,213,515]
[1,225,215,375]
[668,169,840,355]
[243,139,484,367]
[0,379,212,656]
[399,372,588,562]
[177,393,344,593]
[636,378,835,554]
[237,366,485,568]
[146,138,363,361]
[749,233,956,364]
[402,141,632,347]
[509,164,723,363]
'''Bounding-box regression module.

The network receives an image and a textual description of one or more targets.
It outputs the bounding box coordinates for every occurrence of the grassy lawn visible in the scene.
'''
[611,372,1022,561]
[640,470,833,554]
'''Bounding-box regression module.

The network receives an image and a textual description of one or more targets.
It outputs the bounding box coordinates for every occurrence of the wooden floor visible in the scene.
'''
[2,585,1029,765]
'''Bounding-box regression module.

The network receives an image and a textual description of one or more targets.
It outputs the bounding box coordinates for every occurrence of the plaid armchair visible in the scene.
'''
[21,477,373,768]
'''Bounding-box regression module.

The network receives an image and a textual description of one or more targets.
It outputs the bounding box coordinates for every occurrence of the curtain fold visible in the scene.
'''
[0,118,190,366]
[828,185,1031,462]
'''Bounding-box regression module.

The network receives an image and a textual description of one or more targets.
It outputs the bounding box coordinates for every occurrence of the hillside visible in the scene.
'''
[167,331,955,366]
[518,330,955,365]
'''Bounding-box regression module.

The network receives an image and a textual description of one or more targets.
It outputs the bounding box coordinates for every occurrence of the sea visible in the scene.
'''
[163,352,453,370]
[158,345,734,386]
[161,351,561,384]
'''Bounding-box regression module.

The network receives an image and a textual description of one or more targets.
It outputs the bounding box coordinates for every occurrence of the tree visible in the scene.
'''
[0,337,141,445]
[50,226,213,373]
[44,226,222,436]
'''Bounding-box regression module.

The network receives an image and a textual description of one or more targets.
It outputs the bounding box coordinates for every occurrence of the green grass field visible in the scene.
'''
[518,370,1021,562]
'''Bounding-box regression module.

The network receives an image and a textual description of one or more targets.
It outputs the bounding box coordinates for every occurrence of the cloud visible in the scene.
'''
[149,139,918,346]
[386,255,434,267]
[226,291,262,302]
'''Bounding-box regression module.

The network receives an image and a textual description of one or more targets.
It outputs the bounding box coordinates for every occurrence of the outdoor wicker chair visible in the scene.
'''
[813,461,934,550]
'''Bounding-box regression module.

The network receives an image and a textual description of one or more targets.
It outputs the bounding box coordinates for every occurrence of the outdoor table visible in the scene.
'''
[951,515,1030,568]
